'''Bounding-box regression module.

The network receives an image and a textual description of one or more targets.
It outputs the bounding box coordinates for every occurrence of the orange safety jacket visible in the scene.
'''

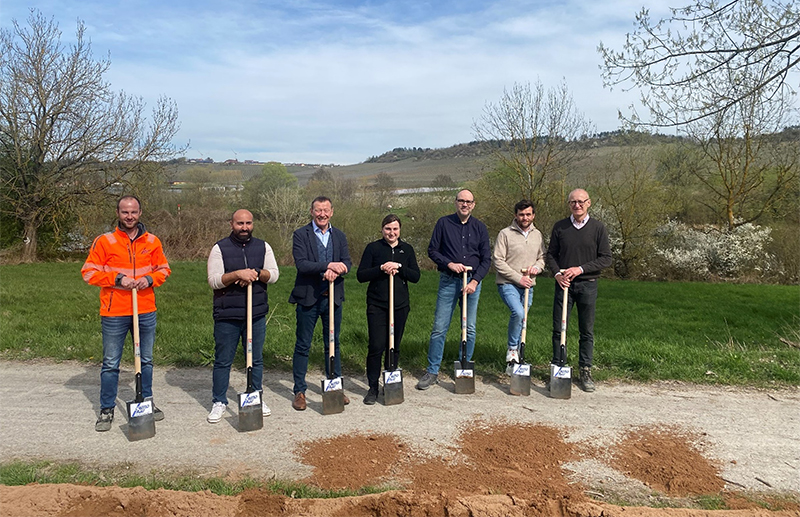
[81,224,171,317]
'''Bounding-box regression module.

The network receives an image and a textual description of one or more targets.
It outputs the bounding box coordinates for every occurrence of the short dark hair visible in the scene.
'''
[117,195,142,211]
[311,196,332,209]
[514,199,535,214]
[381,214,401,228]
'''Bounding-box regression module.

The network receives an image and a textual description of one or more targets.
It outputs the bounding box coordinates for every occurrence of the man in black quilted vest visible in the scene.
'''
[206,209,280,423]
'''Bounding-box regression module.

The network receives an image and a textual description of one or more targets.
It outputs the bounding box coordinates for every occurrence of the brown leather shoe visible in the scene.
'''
[342,394,350,405]
[292,392,306,411]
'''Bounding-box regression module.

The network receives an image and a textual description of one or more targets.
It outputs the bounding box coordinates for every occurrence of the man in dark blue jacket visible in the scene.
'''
[289,196,352,410]
[206,209,280,423]
[416,189,491,390]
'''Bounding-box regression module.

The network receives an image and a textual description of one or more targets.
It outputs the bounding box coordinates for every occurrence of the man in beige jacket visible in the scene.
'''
[493,199,546,369]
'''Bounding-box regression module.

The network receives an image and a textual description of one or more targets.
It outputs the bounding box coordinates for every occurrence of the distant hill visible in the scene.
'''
[169,128,798,189]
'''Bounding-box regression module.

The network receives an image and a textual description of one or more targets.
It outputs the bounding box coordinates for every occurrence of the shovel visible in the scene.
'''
[383,267,404,405]
[550,273,572,399]
[238,283,263,432]
[453,266,475,394]
[126,288,156,441]
[510,269,532,396]
[321,279,345,415]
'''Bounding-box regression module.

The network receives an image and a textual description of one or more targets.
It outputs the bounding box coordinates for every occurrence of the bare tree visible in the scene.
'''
[684,83,798,230]
[251,186,308,264]
[372,172,396,209]
[591,146,677,278]
[0,11,181,261]
[599,0,800,127]
[472,80,594,214]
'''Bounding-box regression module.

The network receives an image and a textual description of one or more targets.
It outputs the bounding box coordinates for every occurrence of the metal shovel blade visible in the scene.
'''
[549,363,572,399]
[321,377,345,415]
[453,360,475,394]
[509,363,531,396]
[238,390,263,432]
[382,368,404,405]
[126,396,156,441]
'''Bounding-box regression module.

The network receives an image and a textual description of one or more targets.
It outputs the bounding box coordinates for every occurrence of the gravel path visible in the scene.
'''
[1,360,798,493]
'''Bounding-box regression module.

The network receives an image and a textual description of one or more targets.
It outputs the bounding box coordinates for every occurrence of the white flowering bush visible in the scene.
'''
[653,220,775,279]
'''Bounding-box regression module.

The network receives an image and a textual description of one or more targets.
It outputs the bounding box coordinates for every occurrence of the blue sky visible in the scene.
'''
[3,0,672,164]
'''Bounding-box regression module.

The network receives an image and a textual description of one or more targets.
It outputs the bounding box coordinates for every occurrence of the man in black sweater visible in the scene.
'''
[545,189,612,392]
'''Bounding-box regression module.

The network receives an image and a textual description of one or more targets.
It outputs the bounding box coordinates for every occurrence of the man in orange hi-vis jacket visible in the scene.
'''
[81,195,171,432]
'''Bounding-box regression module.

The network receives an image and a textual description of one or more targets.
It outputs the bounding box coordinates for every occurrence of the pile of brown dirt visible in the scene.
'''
[610,425,725,496]
[406,420,584,501]
[296,432,409,490]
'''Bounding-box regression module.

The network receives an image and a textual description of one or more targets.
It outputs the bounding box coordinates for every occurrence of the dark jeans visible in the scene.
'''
[292,300,342,394]
[552,279,598,368]
[366,304,410,391]
[212,317,266,405]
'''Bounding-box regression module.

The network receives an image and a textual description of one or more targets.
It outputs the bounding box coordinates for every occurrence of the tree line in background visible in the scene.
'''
[2,3,798,284]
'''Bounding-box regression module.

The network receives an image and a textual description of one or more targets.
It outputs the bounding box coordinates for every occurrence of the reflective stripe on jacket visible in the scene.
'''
[81,225,171,316]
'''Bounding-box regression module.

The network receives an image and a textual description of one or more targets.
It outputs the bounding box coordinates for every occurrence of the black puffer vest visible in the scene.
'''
[212,234,268,320]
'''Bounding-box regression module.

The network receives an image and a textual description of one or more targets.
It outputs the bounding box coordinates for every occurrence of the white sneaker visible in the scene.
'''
[262,401,271,417]
[207,402,226,423]
[506,348,520,364]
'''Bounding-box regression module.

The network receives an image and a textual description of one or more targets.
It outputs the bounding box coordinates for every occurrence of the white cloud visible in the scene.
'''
[5,0,674,164]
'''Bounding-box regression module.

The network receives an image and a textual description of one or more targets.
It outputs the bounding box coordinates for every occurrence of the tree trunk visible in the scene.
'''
[22,221,38,263]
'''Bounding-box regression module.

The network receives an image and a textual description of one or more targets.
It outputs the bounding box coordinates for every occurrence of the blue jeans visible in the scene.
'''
[100,312,156,410]
[497,283,534,350]
[212,317,266,405]
[427,272,482,374]
[293,300,342,394]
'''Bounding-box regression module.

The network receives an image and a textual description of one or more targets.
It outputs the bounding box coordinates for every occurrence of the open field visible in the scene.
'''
[1,262,798,385]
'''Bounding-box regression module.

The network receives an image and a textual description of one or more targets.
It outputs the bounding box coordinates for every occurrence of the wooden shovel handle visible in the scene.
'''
[461,266,473,341]
[519,269,531,344]
[328,279,335,360]
[389,271,395,351]
[246,283,253,369]
[132,288,141,375]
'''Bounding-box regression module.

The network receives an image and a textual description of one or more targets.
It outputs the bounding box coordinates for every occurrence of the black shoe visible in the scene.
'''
[95,408,114,432]
[363,389,378,405]
[153,406,164,421]
[580,367,595,392]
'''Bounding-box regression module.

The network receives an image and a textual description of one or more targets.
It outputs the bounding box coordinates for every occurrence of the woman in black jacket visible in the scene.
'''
[356,214,421,404]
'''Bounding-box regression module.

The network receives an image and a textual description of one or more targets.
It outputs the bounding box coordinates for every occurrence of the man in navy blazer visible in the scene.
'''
[289,196,352,410]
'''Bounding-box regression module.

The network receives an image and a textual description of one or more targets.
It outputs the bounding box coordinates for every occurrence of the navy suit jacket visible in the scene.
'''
[289,223,352,307]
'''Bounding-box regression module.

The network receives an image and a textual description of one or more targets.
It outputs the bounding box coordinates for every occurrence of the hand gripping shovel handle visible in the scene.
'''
[246,282,255,393]
[132,288,143,403]
[328,278,336,379]
[460,266,473,365]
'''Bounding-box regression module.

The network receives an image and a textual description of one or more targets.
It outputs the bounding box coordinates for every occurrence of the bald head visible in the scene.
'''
[230,209,254,241]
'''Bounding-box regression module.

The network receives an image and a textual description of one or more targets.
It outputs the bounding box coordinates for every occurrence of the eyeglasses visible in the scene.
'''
[456,199,475,205]
[568,199,588,206]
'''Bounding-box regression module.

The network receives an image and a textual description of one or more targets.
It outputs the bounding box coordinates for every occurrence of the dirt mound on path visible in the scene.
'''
[610,426,725,496]
[2,421,798,517]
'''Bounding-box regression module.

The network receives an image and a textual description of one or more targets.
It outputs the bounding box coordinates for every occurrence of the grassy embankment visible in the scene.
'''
[1,261,798,386]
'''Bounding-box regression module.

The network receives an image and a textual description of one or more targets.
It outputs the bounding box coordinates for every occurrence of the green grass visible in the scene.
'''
[1,262,798,385]
[0,460,386,498]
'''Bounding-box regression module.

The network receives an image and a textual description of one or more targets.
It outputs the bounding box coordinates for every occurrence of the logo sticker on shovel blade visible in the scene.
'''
[239,392,260,408]
[130,400,153,417]
[323,377,342,391]
[384,370,402,384]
